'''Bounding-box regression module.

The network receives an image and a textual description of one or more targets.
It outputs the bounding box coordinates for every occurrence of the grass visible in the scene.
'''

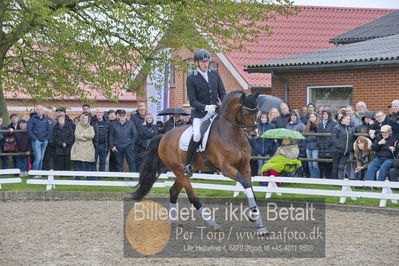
[1,176,398,208]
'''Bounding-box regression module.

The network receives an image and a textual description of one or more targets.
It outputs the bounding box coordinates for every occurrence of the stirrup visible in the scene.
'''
[184,164,193,177]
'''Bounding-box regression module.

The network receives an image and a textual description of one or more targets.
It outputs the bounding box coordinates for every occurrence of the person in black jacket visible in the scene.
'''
[369,111,392,139]
[331,114,354,179]
[141,113,159,150]
[301,103,316,125]
[130,103,146,170]
[92,109,110,172]
[365,125,397,181]
[8,113,20,130]
[317,109,337,179]
[274,102,291,128]
[252,112,276,174]
[53,115,74,170]
[163,114,185,133]
[110,109,137,172]
[184,49,226,177]
[304,112,320,178]
[14,120,32,175]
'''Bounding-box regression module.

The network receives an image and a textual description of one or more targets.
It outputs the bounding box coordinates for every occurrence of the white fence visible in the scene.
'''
[0,169,22,189]
[25,170,399,208]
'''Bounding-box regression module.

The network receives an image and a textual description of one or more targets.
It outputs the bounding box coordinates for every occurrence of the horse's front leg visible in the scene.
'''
[221,164,268,235]
[169,181,183,224]
[178,174,221,231]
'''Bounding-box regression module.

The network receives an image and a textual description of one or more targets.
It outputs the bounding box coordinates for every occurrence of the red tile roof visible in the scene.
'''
[225,6,395,87]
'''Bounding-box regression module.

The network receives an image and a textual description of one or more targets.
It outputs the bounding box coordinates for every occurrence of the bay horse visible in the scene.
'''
[133,90,268,234]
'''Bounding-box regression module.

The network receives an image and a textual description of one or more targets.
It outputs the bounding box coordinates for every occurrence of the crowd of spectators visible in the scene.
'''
[0,103,189,179]
[1,98,399,183]
[251,99,399,183]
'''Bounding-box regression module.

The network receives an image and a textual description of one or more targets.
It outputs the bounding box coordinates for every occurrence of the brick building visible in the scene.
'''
[244,9,399,113]
[167,6,394,113]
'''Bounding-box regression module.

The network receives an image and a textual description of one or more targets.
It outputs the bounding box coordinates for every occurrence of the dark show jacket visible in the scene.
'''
[186,69,226,118]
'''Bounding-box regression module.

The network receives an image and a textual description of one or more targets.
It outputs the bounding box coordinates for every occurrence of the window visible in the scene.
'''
[307,85,352,110]
[183,63,197,104]
[169,64,176,88]
[209,62,218,71]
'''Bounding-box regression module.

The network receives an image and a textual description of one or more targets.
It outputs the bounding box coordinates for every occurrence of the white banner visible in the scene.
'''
[146,57,170,122]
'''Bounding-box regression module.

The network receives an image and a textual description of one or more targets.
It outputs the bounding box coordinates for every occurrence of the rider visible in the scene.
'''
[184,49,226,177]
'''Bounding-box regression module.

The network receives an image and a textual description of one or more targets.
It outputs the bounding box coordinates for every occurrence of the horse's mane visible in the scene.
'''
[220,90,243,113]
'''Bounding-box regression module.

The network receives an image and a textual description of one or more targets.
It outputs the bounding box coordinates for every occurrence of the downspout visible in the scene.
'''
[271,71,289,103]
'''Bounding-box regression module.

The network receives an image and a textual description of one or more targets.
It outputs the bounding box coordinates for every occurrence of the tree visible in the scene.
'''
[0,0,297,121]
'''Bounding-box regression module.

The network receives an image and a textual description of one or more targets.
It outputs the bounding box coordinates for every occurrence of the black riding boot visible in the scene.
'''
[184,139,200,177]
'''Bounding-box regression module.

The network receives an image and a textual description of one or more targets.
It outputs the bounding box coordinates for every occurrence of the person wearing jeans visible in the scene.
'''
[365,125,397,181]
[27,105,50,172]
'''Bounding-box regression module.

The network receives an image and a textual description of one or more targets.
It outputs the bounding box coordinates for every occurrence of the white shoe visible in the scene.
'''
[33,175,42,179]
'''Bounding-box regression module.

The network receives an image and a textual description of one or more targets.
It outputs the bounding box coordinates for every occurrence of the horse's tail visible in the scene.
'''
[132,134,166,201]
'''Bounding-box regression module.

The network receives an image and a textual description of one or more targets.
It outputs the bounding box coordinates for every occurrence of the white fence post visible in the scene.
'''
[264,176,282,199]
[233,182,241,197]
[340,181,357,204]
[379,186,398,208]
[46,170,55,191]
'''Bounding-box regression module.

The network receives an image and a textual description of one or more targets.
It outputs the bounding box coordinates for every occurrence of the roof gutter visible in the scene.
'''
[271,71,289,103]
[245,60,399,73]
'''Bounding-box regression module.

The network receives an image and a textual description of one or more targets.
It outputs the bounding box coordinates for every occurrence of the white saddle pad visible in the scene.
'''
[179,117,215,152]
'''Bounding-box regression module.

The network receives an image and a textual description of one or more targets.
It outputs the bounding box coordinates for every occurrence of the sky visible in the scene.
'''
[292,0,399,9]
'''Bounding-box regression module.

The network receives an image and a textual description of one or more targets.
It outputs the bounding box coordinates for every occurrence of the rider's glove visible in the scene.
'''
[205,105,217,114]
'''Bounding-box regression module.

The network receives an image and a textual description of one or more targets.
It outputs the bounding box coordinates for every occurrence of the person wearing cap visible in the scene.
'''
[14,120,32,176]
[109,109,137,173]
[184,48,226,177]
[355,110,375,134]
[365,125,397,181]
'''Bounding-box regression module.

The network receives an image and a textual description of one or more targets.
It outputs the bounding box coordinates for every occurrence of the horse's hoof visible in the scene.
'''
[212,223,222,232]
[257,227,269,236]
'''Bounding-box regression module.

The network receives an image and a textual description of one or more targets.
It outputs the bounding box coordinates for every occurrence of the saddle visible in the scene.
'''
[179,116,215,152]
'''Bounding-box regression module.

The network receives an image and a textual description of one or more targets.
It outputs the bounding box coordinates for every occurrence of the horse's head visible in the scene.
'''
[238,89,260,139]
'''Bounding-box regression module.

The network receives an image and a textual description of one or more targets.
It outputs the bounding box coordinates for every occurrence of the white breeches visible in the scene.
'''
[192,113,214,142]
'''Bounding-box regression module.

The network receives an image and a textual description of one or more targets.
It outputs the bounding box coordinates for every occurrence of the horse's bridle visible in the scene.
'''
[218,104,258,133]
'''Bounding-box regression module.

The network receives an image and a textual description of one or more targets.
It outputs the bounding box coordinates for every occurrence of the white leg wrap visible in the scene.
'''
[244,188,265,229]
[245,187,257,208]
